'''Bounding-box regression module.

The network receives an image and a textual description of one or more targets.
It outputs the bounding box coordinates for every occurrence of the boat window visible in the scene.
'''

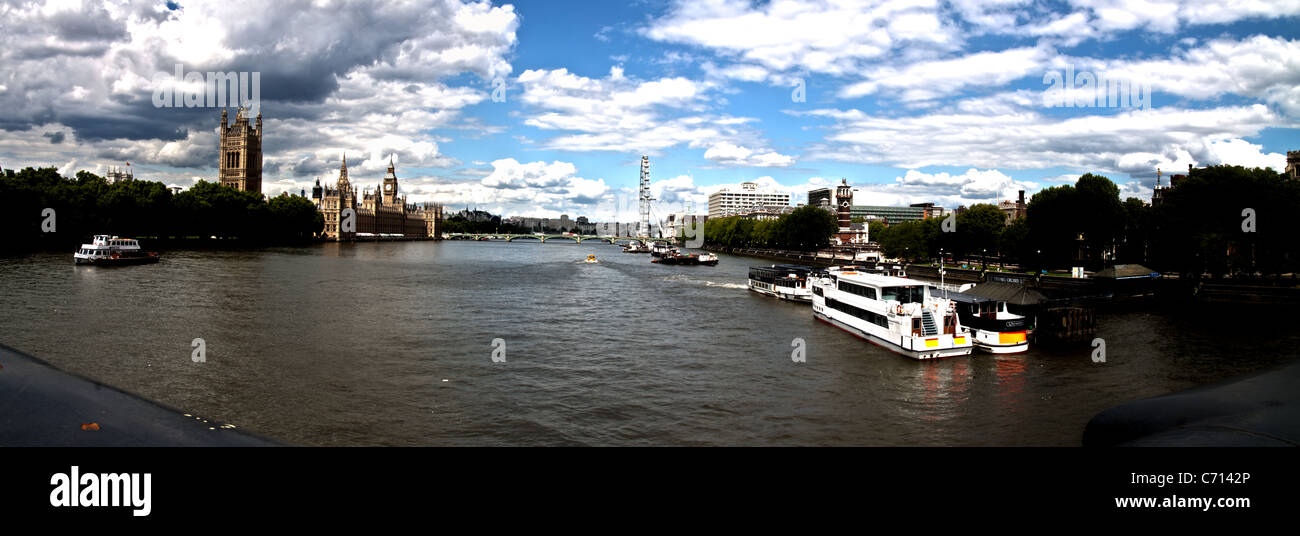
[837,281,877,299]
[825,298,889,328]
[882,286,923,304]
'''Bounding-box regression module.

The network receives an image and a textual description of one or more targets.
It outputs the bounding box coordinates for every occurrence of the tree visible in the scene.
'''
[1152,165,1298,278]
[1074,173,1124,266]
[268,194,324,241]
[1026,184,1077,270]
[1117,197,1149,264]
[999,217,1031,269]
[955,203,1005,265]
[702,206,836,251]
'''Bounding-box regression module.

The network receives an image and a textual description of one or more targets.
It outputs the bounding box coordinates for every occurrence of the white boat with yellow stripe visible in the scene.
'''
[947,292,1030,354]
[811,266,973,360]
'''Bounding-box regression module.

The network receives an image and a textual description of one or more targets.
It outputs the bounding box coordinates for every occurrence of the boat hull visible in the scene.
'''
[74,254,160,266]
[656,256,717,266]
[970,328,1029,354]
[813,308,972,360]
[748,281,812,302]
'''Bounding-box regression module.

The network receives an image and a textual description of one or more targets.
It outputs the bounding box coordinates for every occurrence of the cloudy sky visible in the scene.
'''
[1,0,1298,221]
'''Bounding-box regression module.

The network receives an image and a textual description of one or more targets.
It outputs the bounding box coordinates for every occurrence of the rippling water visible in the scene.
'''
[1,241,1295,445]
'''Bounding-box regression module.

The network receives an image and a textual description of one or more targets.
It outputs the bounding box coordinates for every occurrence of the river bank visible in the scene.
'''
[702,244,1300,305]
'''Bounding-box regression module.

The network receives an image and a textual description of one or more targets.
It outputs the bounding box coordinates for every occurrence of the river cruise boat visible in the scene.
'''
[748,264,816,302]
[74,235,160,266]
[811,267,972,359]
[653,251,719,266]
[623,241,651,253]
[946,292,1029,354]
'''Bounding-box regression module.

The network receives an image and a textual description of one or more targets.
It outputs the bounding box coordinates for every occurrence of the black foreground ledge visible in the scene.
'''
[0,343,279,446]
[1084,358,1300,447]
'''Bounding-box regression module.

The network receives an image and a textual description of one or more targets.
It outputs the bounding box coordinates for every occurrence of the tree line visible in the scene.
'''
[2,166,323,251]
[872,166,1299,278]
[702,205,839,251]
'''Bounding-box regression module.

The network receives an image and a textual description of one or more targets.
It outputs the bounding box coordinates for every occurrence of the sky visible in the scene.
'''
[1,0,1298,222]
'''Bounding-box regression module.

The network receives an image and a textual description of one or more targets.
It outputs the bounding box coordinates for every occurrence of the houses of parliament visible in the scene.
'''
[218,107,441,240]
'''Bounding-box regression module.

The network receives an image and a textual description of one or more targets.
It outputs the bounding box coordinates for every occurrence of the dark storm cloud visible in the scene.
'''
[48,7,127,42]
[291,157,336,177]
[0,0,517,176]
[14,43,111,60]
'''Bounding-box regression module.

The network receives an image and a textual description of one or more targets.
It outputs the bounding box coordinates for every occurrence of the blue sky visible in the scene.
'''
[1,0,1298,221]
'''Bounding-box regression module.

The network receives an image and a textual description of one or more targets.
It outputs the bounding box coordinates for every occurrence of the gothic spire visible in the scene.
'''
[338,152,350,188]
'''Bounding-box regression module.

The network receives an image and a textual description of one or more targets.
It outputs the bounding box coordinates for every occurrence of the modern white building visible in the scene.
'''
[708,182,791,219]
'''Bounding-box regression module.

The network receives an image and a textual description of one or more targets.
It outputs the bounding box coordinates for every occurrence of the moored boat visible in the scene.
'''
[74,235,160,266]
[623,240,651,253]
[811,266,972,359]
[947,292,1029,353]
[748,264,815,302]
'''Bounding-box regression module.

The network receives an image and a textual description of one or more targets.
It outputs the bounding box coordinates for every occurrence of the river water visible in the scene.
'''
[2,240,1295,446]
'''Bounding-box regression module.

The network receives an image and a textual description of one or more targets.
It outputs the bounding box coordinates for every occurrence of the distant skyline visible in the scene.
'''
[1,0,1298,221]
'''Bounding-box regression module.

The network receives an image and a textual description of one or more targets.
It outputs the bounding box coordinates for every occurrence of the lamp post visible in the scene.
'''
[939,247,946,297]
[982,248,987,272]
[1037,249,1042,274]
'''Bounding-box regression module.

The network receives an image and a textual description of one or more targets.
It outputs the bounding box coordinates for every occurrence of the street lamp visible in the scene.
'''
[939,247,946,296]
[982,248,987,271]
[1037,249,1042,274]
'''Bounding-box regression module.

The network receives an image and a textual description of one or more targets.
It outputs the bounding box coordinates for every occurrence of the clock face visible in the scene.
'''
[385,183,392,191]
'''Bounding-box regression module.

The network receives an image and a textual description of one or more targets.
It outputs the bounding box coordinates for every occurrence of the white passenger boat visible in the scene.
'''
[649,241,675,257]
[748,265,815,302]
[73,235,160,266]
[947,292,1029,354]
[811,267,973,359]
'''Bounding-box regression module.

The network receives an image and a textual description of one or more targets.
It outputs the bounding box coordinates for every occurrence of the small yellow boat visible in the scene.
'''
[584,254,599,264]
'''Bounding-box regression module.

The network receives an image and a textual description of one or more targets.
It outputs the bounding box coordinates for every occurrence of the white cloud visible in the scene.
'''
[643,0,961,80]
[841,46,1051,101]
[1205,138,1289,171]
[516,67,792,163]
[851,168,1034,208]
[1074,35,1300,117]
[702,142,796,167]
[800,103,1288,182]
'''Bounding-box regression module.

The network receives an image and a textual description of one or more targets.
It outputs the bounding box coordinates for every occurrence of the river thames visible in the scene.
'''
[2,241,1296,446]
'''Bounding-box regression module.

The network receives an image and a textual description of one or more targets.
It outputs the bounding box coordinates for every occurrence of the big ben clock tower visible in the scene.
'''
[383,156,399,205]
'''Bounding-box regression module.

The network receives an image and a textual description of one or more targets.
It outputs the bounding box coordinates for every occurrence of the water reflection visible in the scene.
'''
[993,354,1028,414]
